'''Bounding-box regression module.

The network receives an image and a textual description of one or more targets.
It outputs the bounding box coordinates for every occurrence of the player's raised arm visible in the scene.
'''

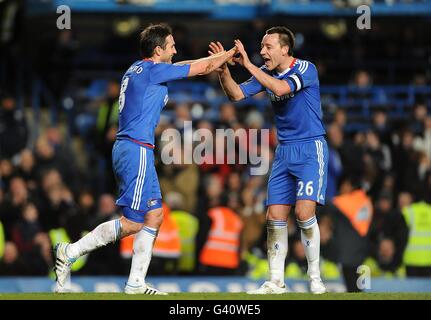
[208,41,245,102]
[186,47,238,77]
[173,59,198,66]
[234,39,292,97]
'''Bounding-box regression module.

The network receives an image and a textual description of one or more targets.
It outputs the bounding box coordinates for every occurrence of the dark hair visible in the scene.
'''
[338,174,362,191]
[266,26,295,56]
[139,23,172,58]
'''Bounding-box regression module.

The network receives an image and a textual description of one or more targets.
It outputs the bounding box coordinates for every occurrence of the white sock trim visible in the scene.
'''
[297,215,317,229]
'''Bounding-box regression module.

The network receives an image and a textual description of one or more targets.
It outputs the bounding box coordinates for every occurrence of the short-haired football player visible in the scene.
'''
[53,23,237,294]
[209,26,328,294]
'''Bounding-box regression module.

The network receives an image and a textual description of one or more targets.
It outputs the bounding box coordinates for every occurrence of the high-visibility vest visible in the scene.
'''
[153,204,181,258]
[244,251,269,280]
[120,234,134,259]
[333,190,373,237]
[97,101,119,133]
[402,202,431,267]
[49,228,88,271]
[285,262,307,279]
[199,207,243,269]
[171,210,199,272]
[363,257,406,278]
[120,203,181,259]
[0,221,5,259]
[321,259,341,280]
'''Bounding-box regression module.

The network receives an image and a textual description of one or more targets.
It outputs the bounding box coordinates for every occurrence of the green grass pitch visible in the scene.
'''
[0,292,430,300]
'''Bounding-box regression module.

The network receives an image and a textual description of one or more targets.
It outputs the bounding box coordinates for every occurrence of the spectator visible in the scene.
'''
[159,149,199,214]
[349,70,374,102]
[338,131,366,182]
[0,158,14,191]
[33,133,77,191]
[401,196,431,277]
[398,191,414,211]
[223,172,243,213]
[65,190,95,243]
[174,103,192,132]
[410,103,428,135]
[368,192,408,274]
[11,203,52,275]
[326,123,343,200]
[198,206,244,275]
[240,175,267,255]
[92,80,120,194]
[0,95,28,159]
[35,169,76,231]
[47,30,79,100]
[166,192,199,274]
[414,116,431,161]
[194,119,233,181]
[0,176,29,240]
[79,194,125,275]
[0,241,27,275]
[45,126,80,192]
[16,149,37,192]
[352,70,372,89]
[195,174,223,258]
[217,102,241,130]
[371,109,392,146]
[320,175,374,292]
[393,129,422,195]
[363,130,392,198]
[149,203,181,275]
[333,108,347,131]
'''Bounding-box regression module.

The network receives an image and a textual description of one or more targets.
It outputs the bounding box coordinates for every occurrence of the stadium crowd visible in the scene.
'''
[1,19,431,287]
[1,84,430,281]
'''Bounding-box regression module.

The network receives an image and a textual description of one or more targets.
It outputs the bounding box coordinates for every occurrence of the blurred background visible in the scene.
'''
[0,0,431,293]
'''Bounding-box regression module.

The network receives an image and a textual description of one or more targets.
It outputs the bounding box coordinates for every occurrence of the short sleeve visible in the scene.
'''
[239,66,269,99]
[284,61,318,93]
[150,63,190,84]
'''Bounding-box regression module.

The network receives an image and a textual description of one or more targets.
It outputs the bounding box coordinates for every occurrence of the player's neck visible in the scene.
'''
[275,56,295,74]
[143,56,161,63]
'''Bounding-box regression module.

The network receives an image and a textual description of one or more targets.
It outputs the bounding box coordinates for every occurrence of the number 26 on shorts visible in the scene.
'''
[297,181,314,197]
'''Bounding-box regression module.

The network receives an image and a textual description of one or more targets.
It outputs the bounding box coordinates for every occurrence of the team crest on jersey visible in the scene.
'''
[147,199,158,208]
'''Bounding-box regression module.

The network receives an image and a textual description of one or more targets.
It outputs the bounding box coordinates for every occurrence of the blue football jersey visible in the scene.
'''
[116,60,190,145]
[239,59,326,143]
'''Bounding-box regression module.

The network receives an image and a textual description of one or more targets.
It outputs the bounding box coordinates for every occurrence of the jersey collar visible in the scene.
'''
[275,58,297,77]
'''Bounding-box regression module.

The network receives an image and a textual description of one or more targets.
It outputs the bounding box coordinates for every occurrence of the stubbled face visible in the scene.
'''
[260,33,289,71]
[160,35,177,63]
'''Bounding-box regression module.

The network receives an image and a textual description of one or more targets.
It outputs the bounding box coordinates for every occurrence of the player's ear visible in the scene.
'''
[154,45,162,57]
[281,45,289,56]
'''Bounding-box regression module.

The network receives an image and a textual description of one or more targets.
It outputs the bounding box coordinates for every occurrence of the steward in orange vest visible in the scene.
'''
[199,206,243,272]
[120,203,181,261]
[320,175,373,292]
[153,203,181,258]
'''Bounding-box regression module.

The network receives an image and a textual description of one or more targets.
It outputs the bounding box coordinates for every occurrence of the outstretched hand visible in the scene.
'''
[208,41,235,72]
[208,41,224,55]
[233,39,251,69]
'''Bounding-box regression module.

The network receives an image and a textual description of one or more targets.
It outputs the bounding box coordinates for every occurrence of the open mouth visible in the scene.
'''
[263,58,271,63]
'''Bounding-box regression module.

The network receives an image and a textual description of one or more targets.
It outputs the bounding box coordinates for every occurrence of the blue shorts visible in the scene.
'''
[267,137,328,206]
[112,139,162,223]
